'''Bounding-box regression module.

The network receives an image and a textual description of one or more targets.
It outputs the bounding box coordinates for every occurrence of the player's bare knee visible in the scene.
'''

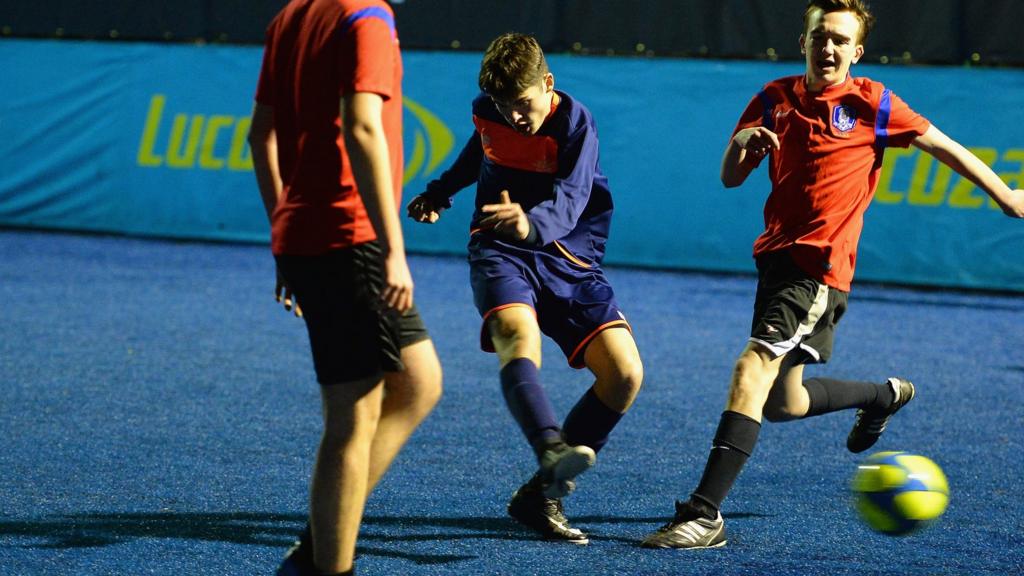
[728,355,773,406]
[321,380,383,440]
[489,312,530,340]
[385,368,442,420]
[321,409,380,449]
[731,356,763,391]
[400,378,442,417]
[413,352,444,406]
[594,356,643,411]
[614,355,644,402]
[416,368,443,415]
[398,340,443,409]
[489,317,538,360]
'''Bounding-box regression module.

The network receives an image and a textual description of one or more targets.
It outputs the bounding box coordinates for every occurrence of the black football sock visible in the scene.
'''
[803,377,895,418]
[500,358,562,458]
[561,386,624,454]
[689,410,761,519]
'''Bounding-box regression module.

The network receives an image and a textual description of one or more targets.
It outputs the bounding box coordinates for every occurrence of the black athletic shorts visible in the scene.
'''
[749,250,848,364]
[275,241,429,385]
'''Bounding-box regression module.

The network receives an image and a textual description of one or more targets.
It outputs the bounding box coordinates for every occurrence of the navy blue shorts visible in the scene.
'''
[276,242,430,385]
[469,237,629,368]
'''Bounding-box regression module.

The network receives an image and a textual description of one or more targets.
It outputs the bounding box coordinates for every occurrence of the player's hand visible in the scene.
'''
[381,251,414,312]
[407,195,444,223]
[998,189,1024,218]
[275,268,302,318]
[480,190,530,240]
[734,127,780,161]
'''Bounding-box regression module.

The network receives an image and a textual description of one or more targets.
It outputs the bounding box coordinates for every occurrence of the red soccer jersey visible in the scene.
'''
[734,75,930,291]
[255,0,403,255]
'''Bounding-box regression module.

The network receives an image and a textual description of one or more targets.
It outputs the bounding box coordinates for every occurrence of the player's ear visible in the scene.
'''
[798,34,807,55]
[852,44,864,64]
[543,73,554,92]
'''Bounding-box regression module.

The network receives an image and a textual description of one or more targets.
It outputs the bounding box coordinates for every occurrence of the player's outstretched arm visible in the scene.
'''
[721,127,779,188]
[913,125,1024,218]
[409,132,484,224]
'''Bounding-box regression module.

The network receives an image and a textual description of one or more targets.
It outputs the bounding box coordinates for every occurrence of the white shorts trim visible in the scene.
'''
[748,281,829,359]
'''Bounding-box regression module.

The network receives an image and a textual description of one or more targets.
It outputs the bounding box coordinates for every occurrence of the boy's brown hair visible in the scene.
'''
[478,33,549,102]
[804,0,875,43]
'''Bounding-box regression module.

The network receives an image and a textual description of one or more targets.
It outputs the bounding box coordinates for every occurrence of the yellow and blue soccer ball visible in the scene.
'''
[850,451,949,536]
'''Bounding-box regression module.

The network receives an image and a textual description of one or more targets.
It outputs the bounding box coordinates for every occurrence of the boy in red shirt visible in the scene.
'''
[249,1,442,574]
[643,0,1024,549]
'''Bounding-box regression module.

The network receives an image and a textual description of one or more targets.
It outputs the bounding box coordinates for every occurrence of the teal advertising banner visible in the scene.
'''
[1,39,1022,291]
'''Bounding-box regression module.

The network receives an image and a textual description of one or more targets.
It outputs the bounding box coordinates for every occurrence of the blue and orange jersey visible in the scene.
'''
[734,75,930,291]
[421,90,613,265]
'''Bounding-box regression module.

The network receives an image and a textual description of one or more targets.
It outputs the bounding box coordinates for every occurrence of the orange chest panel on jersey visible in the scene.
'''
[472,115,559,174]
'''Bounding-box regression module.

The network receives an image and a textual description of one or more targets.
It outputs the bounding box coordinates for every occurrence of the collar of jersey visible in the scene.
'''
[797,73,853,99]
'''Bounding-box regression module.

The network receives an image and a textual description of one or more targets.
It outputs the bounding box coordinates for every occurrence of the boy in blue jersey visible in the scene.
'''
[408,32,644,544]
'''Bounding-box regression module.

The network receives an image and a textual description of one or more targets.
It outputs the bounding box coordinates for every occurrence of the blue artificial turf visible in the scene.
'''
[1,229,1022,575]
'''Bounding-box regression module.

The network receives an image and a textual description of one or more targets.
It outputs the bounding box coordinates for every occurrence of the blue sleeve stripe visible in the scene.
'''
[757,90,775,131]
[341,6,396,37]
[875,89,892,147]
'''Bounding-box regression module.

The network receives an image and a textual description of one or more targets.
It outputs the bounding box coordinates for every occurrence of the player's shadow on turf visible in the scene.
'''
[0,511,303,549]
[0,511,771,554]
[0,512,473,566]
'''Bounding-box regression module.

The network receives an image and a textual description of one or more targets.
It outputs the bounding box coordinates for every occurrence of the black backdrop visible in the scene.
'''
[2,0,1021,66]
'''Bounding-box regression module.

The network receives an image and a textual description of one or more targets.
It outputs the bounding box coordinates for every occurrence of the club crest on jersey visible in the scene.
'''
[831,104,858,133]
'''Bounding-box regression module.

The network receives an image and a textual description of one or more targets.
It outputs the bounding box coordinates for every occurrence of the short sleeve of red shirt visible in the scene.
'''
[732,92,769,135]
[877,90,930,148]
[340,11,397,100]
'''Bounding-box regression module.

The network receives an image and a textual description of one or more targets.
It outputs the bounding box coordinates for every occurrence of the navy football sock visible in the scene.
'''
[803,377,894,418]
[500,358,562,455]
[689,410,761,518]
[562,386,624,454]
